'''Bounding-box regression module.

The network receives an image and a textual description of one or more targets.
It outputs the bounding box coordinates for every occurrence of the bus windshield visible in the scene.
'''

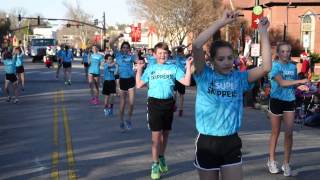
[31,39,55,46]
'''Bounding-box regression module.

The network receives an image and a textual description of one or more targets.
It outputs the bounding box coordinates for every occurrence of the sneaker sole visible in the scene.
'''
[267,165,280,174]
[268,169,280,174]
[282,167,291,177]
[160,169,168,174]
[151,174,160,180]
[283,173,291,177]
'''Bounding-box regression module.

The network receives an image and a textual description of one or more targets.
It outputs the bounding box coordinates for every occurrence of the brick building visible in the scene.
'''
[234,0,320,54]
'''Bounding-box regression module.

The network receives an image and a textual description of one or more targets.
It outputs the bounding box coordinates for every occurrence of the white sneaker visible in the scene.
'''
[267,159,280,174]
[6,96,12,102]
[13,98,19,104]
[103,108,108,117]
[282,164,292,177]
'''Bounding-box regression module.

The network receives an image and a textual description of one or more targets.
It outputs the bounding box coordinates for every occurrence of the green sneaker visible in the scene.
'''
[159,156,168,173]
[151,162,160,180]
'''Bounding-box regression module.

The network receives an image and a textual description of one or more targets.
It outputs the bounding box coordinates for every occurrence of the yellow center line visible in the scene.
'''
[51,91,60,180]
[51,152,59,180]
[60,90,77,180]
[54,92,59,146]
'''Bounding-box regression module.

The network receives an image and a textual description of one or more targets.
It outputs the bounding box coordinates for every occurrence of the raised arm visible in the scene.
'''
[135,60,146,88]
[19,46,25,56]
[247,17,271,83]
[178,57,193,86]
[192,10,239,73]
[109,33,124,51]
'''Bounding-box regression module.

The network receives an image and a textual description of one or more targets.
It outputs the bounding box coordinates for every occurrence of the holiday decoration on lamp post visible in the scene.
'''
[130,23,142,42]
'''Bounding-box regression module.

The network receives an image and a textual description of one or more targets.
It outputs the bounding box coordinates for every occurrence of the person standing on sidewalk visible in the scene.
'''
[192,11,271,180]
[109,34,138,131]
[136,42,193,180]
[267,41,309,177]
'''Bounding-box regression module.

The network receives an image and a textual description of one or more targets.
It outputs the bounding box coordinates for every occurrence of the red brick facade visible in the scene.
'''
[234,0,320,53]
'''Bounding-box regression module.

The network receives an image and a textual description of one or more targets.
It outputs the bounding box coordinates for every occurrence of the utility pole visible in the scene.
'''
[6,14,12,48]
[102,12,106,50]
[254,0,259,67]
[283,23,287,41]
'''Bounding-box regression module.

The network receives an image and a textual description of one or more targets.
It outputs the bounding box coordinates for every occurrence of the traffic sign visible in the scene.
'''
[303,34,310,48]
[251,43,260,57]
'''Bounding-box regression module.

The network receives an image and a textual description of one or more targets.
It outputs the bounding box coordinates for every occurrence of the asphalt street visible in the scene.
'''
[0,58,319,180]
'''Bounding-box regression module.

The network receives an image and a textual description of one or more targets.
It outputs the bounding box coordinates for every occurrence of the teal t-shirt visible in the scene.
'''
[193,65,250,136]
[269,60,297,101]
[82,52,89,63]
[175,55,187,72]
[104,63,116,80]
[3,59,16,74]
[141,63,185,99]
[57,50,63,59]
[165,57,176,65]
[62,50,73,62]
[88,53,104,75]
[15,53,24,67]
[114,51,135,78]
[146,55,157,66]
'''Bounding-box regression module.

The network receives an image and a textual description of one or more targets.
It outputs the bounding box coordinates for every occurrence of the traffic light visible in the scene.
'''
[94,19,98,25]
[251,6,263,29]
[37,16,40,25]
[66,23,71,28]
[18,14,21,22]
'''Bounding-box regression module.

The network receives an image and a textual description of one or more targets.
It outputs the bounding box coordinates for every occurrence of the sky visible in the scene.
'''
[0,0,136,26]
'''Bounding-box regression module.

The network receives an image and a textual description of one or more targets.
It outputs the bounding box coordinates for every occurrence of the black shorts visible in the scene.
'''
[174,80,186,94]
[190,75,196,87]
[16,66,24,73]
[119,77,135,91]
[89,73,100,77]
[194,133,242,170]
[83,62,89,68]
[147,97,175,131]
[6,73,17,83]
[63,62,72,68]
[102,80,116,95]
[115,74,120,80]
[57,58,62,65]
[269,98,295,115]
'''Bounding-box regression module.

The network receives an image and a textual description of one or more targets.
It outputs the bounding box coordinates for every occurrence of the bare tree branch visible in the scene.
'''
[129,0,223,46]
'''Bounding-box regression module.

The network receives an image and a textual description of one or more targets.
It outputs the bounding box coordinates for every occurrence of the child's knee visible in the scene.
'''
[284,130,293,138]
